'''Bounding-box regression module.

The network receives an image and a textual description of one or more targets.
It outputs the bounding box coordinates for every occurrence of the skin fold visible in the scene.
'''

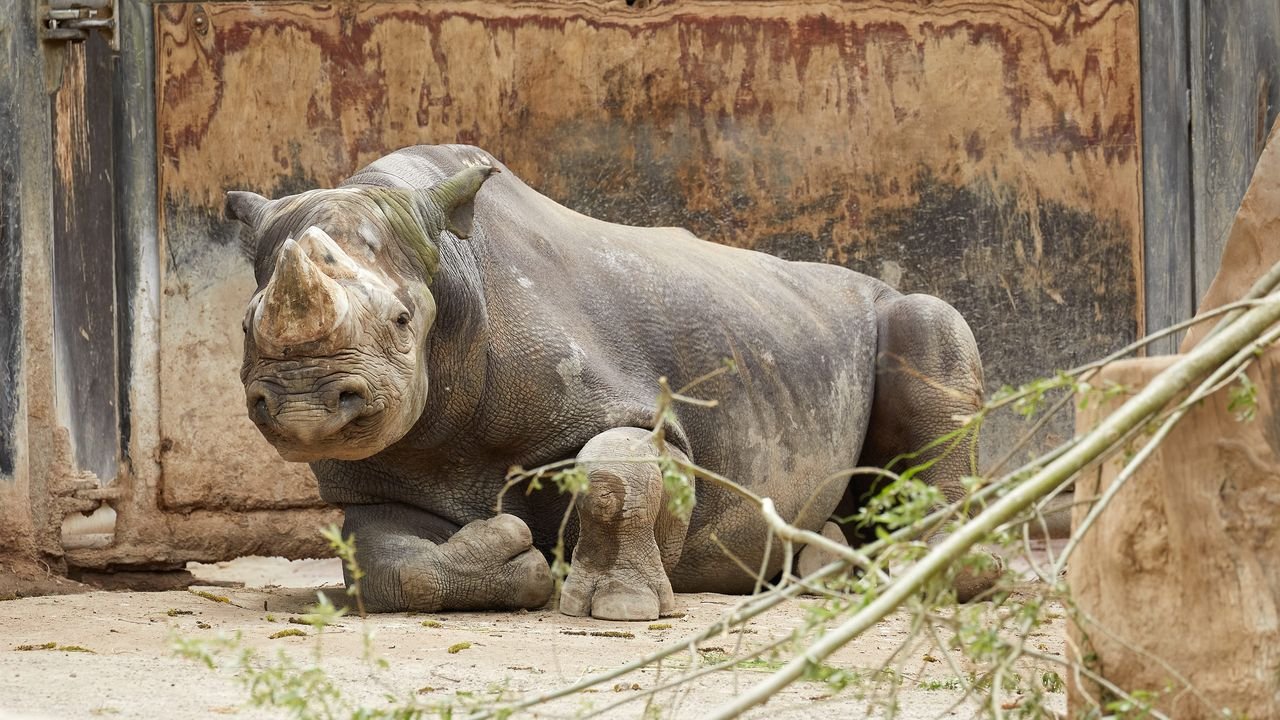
[228,144,989,620]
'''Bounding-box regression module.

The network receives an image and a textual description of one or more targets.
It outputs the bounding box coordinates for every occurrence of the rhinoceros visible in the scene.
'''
[226,144,987,620]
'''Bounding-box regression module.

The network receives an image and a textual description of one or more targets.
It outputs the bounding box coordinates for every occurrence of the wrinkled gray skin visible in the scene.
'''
[228,145,988,621]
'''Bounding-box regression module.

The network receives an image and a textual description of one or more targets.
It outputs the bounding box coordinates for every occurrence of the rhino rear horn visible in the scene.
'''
[421,165,500,239]
[295,225,360,279]
[254,238,350,347]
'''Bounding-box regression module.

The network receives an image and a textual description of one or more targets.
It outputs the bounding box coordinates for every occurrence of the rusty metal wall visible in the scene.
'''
[152,0,1141,520]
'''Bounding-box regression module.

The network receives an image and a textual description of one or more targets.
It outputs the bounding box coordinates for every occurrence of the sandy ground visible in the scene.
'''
[0,557,1067,719]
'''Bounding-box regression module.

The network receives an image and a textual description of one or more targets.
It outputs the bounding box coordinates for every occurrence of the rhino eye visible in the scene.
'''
[396,312,411,327]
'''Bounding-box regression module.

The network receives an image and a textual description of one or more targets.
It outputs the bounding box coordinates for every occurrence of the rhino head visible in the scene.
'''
[226,165,498,462]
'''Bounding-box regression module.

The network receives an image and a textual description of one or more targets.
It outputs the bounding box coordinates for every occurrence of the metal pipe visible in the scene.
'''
[49,0,112,10]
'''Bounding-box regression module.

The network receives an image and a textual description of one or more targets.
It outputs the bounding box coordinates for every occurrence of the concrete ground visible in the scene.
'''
[0,556,1067,719]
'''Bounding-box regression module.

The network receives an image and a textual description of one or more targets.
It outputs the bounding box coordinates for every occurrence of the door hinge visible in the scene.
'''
[41,0,117,51]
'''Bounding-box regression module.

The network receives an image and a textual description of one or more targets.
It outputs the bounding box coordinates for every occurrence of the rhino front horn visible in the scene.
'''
[254,238,350,347]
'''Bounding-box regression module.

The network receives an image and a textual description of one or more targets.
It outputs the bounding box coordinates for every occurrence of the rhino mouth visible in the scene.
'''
[245,373,388,461]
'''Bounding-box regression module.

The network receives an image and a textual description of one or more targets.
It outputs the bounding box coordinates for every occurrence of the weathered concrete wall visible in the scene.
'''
[149,0,1142,528]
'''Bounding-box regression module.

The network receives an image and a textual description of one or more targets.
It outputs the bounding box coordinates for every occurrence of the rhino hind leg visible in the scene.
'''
[840,293,1002,601]
[560,427,692,621]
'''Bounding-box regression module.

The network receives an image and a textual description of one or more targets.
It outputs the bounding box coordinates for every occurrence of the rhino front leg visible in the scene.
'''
[342,503,553,612]
[561,427,692,621]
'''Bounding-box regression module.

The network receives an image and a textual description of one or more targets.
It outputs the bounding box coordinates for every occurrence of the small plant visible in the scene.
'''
[917,677,963,691]
[173,526,435,719]
[1228,374,1258,422]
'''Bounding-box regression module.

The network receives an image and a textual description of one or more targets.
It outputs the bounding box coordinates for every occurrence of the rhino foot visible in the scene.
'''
[560,561,673,621]
[948,544,1005,603]
[561,428,690,622]
[795,521,856,579]
[433,513,555,610]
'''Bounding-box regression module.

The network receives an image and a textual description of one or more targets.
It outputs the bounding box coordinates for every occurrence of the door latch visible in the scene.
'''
[42,0,117,51]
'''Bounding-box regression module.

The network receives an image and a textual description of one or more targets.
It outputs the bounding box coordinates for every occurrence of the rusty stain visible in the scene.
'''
[155,2,1141,217]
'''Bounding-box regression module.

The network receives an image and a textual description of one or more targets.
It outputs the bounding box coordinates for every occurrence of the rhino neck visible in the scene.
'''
[397,235,492,451]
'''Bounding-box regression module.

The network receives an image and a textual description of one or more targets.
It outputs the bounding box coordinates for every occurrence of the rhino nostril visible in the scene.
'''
[247,390,271,425]
[339,389,367,413]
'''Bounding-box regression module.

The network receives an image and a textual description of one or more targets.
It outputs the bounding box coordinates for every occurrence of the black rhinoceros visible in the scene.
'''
[226,144,986,620]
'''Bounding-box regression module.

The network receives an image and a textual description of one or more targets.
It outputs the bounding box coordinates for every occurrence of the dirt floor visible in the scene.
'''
[0,556,1067,719]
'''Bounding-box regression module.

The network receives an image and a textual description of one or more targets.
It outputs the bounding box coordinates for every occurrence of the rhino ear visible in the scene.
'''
[421,165,500,239]
[225,190,270,228]
[225,191,272,262]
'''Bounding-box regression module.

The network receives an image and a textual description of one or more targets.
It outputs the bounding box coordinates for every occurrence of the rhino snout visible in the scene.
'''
[245,376,377,453]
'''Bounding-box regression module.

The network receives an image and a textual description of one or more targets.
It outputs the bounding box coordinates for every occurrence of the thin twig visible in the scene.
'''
[469,558,854,719]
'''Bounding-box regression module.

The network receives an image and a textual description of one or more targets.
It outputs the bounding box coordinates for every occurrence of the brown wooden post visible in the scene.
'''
[1069,353,1280,719]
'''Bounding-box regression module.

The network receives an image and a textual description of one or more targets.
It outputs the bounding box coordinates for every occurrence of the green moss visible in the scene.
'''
[14,642,94,653]
[421,620,443,629]
[446,642,471,654]
[370,190,440,280]
[647,623,671,631]
[736,658,785,672]
[166,609,195,617]
[699,651,731,665]
[189,590,230,604]
[269,629,307,640]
